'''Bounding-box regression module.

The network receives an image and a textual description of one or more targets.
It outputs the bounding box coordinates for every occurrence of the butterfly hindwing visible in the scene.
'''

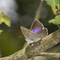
[37,28,48,37]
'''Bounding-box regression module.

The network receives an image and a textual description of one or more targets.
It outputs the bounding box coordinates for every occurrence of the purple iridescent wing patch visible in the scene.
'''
[31,27,41,34]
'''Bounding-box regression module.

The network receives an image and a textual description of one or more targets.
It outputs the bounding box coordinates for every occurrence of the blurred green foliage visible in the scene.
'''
[49,15,60,24]
[0,32,17,56]
[45,0,58,14]
[0,30,25,56]
[0,30,3,34]
[0,11,10,27]
[45,0,60,25]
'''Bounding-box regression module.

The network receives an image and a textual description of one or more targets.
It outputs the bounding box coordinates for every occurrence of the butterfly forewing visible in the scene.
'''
[20,26,41,43]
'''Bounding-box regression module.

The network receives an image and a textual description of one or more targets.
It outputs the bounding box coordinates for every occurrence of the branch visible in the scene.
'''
[34,0,44,20]
[38,52,60,58]
[0,29,60,60]
[0,49,28,60]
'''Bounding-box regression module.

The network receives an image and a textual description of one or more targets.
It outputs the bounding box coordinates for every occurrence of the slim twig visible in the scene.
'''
[55,22,60,29]
[34,0,44,20]
[38,52,60,58]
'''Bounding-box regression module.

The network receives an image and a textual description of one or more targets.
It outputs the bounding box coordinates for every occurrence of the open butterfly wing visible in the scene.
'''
[30,20,48,37]
[20,26,41,43]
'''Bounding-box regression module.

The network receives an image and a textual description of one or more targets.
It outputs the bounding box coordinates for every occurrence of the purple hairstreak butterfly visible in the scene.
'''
[20,20,48,44]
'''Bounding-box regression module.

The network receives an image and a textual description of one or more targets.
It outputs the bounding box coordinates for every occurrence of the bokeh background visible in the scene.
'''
[0,0,59,60]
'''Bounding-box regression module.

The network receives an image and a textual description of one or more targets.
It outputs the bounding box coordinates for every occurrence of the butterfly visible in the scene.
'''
[20,20,48,44]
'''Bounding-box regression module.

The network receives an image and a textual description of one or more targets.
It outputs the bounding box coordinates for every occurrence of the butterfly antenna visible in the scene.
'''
[17,35,24,38]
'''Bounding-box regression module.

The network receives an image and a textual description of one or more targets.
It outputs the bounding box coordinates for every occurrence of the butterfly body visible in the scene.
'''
[20,20,48,44]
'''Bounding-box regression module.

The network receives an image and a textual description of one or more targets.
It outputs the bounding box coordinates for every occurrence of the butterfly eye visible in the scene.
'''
[31,27,41,34]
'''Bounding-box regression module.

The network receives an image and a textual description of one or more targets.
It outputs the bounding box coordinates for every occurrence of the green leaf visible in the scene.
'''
[45,0,58,14]
[0,11,11,27]
[45,0,58,7]
[48,15,60,25]
[1,16,11,27]
[57,0,60,9]
[0,30,3,34]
